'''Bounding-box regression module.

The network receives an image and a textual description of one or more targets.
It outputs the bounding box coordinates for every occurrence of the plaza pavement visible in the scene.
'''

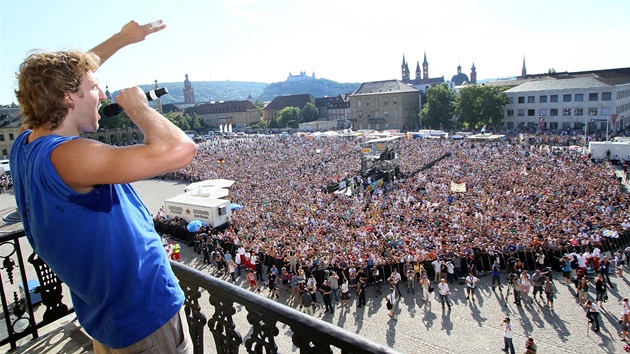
[2,178,630,353]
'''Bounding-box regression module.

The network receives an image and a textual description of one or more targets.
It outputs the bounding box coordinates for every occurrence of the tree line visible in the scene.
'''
[420,83,508,130]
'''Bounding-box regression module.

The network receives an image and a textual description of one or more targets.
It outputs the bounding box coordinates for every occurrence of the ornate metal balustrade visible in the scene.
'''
[0,229,74,350]
[171,261,399,354]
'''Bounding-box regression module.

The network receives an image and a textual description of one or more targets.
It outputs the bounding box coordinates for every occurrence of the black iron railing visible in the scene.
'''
[171,261,399,354]
[0,229,74,351]
[0,228,399,353]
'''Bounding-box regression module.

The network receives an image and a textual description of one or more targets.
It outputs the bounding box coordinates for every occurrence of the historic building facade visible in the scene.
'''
[502,68,630,131]
[348,80,420,131]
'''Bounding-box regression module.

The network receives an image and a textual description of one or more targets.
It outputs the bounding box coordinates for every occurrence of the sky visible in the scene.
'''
[1,0,629,104]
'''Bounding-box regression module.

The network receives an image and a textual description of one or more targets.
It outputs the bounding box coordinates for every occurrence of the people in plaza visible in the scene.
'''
[524,337,537,354]
[584,299,601,332]
[9,20,196,352]
[437,278,452,310]
[500,317,515,354]
[386,287,397,320]
[492,260,502,291]
[543,277,556,310]
[594,274,608,309]
[466,272,480,302]
[577,276,589,306]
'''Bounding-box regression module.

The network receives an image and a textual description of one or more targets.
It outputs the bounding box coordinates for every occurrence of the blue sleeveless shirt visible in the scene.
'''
[10,131,184,348]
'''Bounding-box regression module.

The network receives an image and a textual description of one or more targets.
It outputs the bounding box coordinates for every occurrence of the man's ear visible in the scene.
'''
[64,93,75,109]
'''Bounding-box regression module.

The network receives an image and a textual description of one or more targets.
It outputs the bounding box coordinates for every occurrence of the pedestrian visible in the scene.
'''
[524,337,537,354]
[543,277,556,310]
[432,258,442,283]
[500,317,515,354]
[577,276,589,306]
[420,274,431,303]
[301,289,313,316]
[465,272,480,302]
[491,260,502,291]
[172,241,181,262]
[328,271,340,302]
[584,299,601,332]
[340,277,350,308]
[247,269,258,290]
[620,298,630,341]
[388,268,401,296]
[437,278,452,310]
[357,274,367,308]
[594,274,607,310]
[386,287,397,320]
[9,19,195,352]
[320,280,334,314]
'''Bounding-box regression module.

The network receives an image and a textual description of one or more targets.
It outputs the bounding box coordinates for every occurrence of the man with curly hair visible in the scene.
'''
[10,20,196,353]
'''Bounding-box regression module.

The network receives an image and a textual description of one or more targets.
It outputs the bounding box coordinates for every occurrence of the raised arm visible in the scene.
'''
[89,20,166,66]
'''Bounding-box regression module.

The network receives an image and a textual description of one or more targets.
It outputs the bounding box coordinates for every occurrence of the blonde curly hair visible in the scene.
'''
[15,50,100,130]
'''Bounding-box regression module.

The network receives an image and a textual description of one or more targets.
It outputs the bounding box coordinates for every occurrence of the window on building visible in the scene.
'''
[375,112,379,119]
[563,94,572,102]
[384,100,388,106]
[575,94,584,102]
[0,135,4,142]
[575,108,583,116]
[508,97,514,104]
[602,107,612,115]
[528,96,535,103]
[550,95,558,102]
[539,108,548,116]
[518,97,525,104]
[506,122,514,129]
[9,133,14,140]
[384,112,388,119]
[394,111,398,119]
[589,108,598,116]
[550,109,558,116]
[366,101,369,107]
[374,99,378,107]
[506,110,514,117]
[589,93,598,101]
[517,109,525,116]
[527,109,535,116]
[393,99,398,105]
[549,122,558,130]
[358,113,362,119]
[602,92,611,101]
[539,96,547,103]
[357,100,361,108]
[563,108,571,116]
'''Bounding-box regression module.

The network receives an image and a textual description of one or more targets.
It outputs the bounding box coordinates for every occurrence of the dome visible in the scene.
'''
[451,73,469,86]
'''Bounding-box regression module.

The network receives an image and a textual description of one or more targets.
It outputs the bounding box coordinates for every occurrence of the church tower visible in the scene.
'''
[521,56,527,78]
[470,62,477,84]
[422,51,429,83]
[401,54,410,83]
[183,74,195,104]
[415,61,421,81]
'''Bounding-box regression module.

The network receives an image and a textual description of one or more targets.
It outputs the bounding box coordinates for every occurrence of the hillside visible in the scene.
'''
[110,78,360,104]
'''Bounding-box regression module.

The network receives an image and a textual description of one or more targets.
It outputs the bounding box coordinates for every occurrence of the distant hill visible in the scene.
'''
[110,78,360,104]
[258,78,360,101]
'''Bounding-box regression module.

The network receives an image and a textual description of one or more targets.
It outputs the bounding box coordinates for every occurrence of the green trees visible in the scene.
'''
[418,84,508,131]
[455,85,508,129]
[419,83,456,129]
[277,106,301,128]
[301,102,319,123]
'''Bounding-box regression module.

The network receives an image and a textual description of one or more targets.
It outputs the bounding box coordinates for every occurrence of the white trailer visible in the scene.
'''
[588,141,630,161]
[164,194,231,228]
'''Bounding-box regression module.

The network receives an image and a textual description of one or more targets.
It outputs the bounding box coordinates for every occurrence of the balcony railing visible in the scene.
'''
[0,229,74,351]
[0,228,399,353]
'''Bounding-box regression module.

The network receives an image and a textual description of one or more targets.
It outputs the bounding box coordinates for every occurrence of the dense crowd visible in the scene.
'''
[155,131,630,279]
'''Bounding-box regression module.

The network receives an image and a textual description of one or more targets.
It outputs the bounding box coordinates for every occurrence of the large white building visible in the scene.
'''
[501,68,630,132]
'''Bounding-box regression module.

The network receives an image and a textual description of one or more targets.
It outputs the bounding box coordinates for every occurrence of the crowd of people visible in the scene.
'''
[156,131,629,278]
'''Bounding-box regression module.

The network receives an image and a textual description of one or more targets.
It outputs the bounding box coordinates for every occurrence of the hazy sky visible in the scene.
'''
[1,0,628,104]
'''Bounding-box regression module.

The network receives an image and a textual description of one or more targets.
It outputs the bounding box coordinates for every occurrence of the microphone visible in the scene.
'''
[102,87,169,117]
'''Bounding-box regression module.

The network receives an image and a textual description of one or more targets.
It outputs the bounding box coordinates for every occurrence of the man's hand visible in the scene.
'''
[119,20,166,45]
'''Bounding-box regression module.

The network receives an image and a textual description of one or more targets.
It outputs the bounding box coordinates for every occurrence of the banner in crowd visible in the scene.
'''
[450,181,467,193]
